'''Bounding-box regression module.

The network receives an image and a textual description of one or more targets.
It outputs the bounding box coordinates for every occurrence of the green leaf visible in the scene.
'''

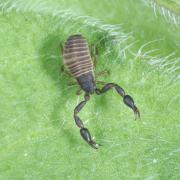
[0,0,179,179]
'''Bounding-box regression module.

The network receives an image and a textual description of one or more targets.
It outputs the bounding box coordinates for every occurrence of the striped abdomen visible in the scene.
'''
[63,35,94,78]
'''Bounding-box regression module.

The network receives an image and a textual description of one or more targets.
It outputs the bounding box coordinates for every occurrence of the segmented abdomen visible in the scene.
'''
[63,35,93,78]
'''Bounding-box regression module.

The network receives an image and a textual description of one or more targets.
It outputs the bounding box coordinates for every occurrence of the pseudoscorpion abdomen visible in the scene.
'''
[63,34,93,78]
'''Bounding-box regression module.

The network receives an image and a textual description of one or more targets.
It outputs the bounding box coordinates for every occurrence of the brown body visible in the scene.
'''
[63,34,95,93]
[63,34,93,77]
